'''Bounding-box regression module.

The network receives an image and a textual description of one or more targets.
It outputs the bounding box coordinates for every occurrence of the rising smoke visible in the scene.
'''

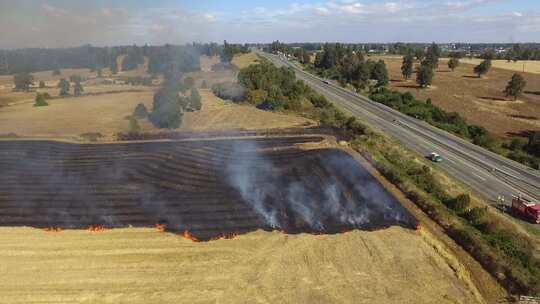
[225,141,416,233]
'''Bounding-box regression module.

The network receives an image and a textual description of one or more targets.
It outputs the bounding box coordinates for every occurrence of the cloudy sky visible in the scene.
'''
[0,0,539,48]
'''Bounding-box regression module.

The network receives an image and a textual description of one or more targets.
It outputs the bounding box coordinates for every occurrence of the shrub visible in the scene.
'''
[211,82,245,102]
[133,103,148,119]
[34,93,49,107]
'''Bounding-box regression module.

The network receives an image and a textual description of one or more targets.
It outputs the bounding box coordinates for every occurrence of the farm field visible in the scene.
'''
[232,52,260,69]
[369,55,540,138]
[0,138,482,304]
[0,227,481,304]
[458,58,540,74]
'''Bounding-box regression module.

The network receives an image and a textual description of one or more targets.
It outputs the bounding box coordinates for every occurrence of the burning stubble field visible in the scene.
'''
[0,137,483,303]
[370,56,540,138]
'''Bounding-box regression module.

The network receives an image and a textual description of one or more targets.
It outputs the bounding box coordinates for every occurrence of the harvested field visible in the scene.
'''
[232,52,259,69]
[0,138,483,303]
[179,89,315,131]
[0,87,312,140]
[0,138,416,239]
[0,90,155,140]
[0,227,481,304]
[370,55,540,137]
[458,58,540,74]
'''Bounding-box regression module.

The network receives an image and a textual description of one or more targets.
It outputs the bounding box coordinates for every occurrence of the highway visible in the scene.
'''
[258,51,540,211]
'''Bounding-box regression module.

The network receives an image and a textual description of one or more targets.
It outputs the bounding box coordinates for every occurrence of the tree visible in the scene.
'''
[14,73,34,91]
[504,73,527,101]
[149,84,182,128]
[414,48,425,61]
[416,64,434,88]
[189,88,202,111]
[34,93,48,107]
[39,81,46,88]
[371,60,389,87]
[423,43,440,69]
[58,78,70,96]
[96,68,103,78]
[52,69,61,76]
[133,103,149,118]
[128,116,141,133]
[448,57,460,72]
[401,54,414,80]
[474,59,491,78]
[73,80,84,96]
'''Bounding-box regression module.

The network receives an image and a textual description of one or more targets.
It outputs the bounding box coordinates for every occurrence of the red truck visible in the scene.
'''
[511,196,540,224]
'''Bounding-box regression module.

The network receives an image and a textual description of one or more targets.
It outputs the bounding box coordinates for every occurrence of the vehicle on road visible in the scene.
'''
[428,152,443,163]
[512,196,540,224]
[322,79,330,85]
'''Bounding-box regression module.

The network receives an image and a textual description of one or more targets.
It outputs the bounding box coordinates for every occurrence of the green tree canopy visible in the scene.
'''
[474,59,491,77]
[371,60,389,87]
[73,80,84,96]
[189,88,202,111]
[58,78,70,96]
[448,57,460,71]
[34,93,48,107]
[504,73,527,101]
[401,54,414,80]
[416,64,434,88]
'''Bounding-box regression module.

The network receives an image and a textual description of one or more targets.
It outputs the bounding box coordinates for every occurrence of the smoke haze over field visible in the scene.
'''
[0,0,539,48]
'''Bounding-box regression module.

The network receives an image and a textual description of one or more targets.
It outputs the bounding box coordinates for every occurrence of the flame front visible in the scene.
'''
[43,227,63,232]
[87,225,107,232]
[182,230,200,242]
[155,223,166,232]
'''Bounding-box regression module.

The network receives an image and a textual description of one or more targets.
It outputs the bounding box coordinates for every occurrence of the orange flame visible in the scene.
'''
[209,233,238,241]
[87,225,107,232]
[182,230,200,242]
[43,227,63,232]
[415,223,422,231]
[155,223,166,232]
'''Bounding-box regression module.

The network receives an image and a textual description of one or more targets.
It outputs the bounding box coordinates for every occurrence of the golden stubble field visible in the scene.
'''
[369,56,540,137]
[0,226,483,304]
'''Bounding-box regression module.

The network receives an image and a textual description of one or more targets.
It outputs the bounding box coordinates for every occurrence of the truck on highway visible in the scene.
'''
[428,152,443,163]
[511,196,540,224]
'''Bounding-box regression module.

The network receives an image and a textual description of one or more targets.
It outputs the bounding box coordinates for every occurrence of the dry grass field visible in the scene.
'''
[0,90,155,140]
[0,86,313,140]
[179,89,315,131]
[370,55,540,137]
[232,52,259,69]
[458,58,540,74]
[0,227,482,304]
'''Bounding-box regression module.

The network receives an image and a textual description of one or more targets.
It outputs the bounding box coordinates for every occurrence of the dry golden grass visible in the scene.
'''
[458,58,540,74]
[232,52,259,69]
[0,90,154,140]
[0,226,482,304]
[371,55,540,137]
[180,89,315,131]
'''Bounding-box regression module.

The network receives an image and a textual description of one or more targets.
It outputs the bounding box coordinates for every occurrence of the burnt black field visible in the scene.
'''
[0,137,416,240]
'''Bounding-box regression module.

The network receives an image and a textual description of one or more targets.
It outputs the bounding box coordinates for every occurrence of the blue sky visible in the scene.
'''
[0,0,539,48]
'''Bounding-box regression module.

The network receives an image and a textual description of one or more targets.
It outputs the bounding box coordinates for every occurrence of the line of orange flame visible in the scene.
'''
[87,225,107,232]
[155,223,166,232]
[43,227,64,232]
[182,230,200,242]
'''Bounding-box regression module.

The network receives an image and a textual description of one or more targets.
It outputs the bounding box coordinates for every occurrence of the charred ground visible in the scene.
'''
[0,137,416,240]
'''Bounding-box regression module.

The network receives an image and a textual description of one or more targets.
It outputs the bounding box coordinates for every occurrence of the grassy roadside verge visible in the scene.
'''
[228,55,540,297]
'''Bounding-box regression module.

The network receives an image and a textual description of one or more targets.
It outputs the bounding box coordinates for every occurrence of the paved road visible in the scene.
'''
[259,51,540,211]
